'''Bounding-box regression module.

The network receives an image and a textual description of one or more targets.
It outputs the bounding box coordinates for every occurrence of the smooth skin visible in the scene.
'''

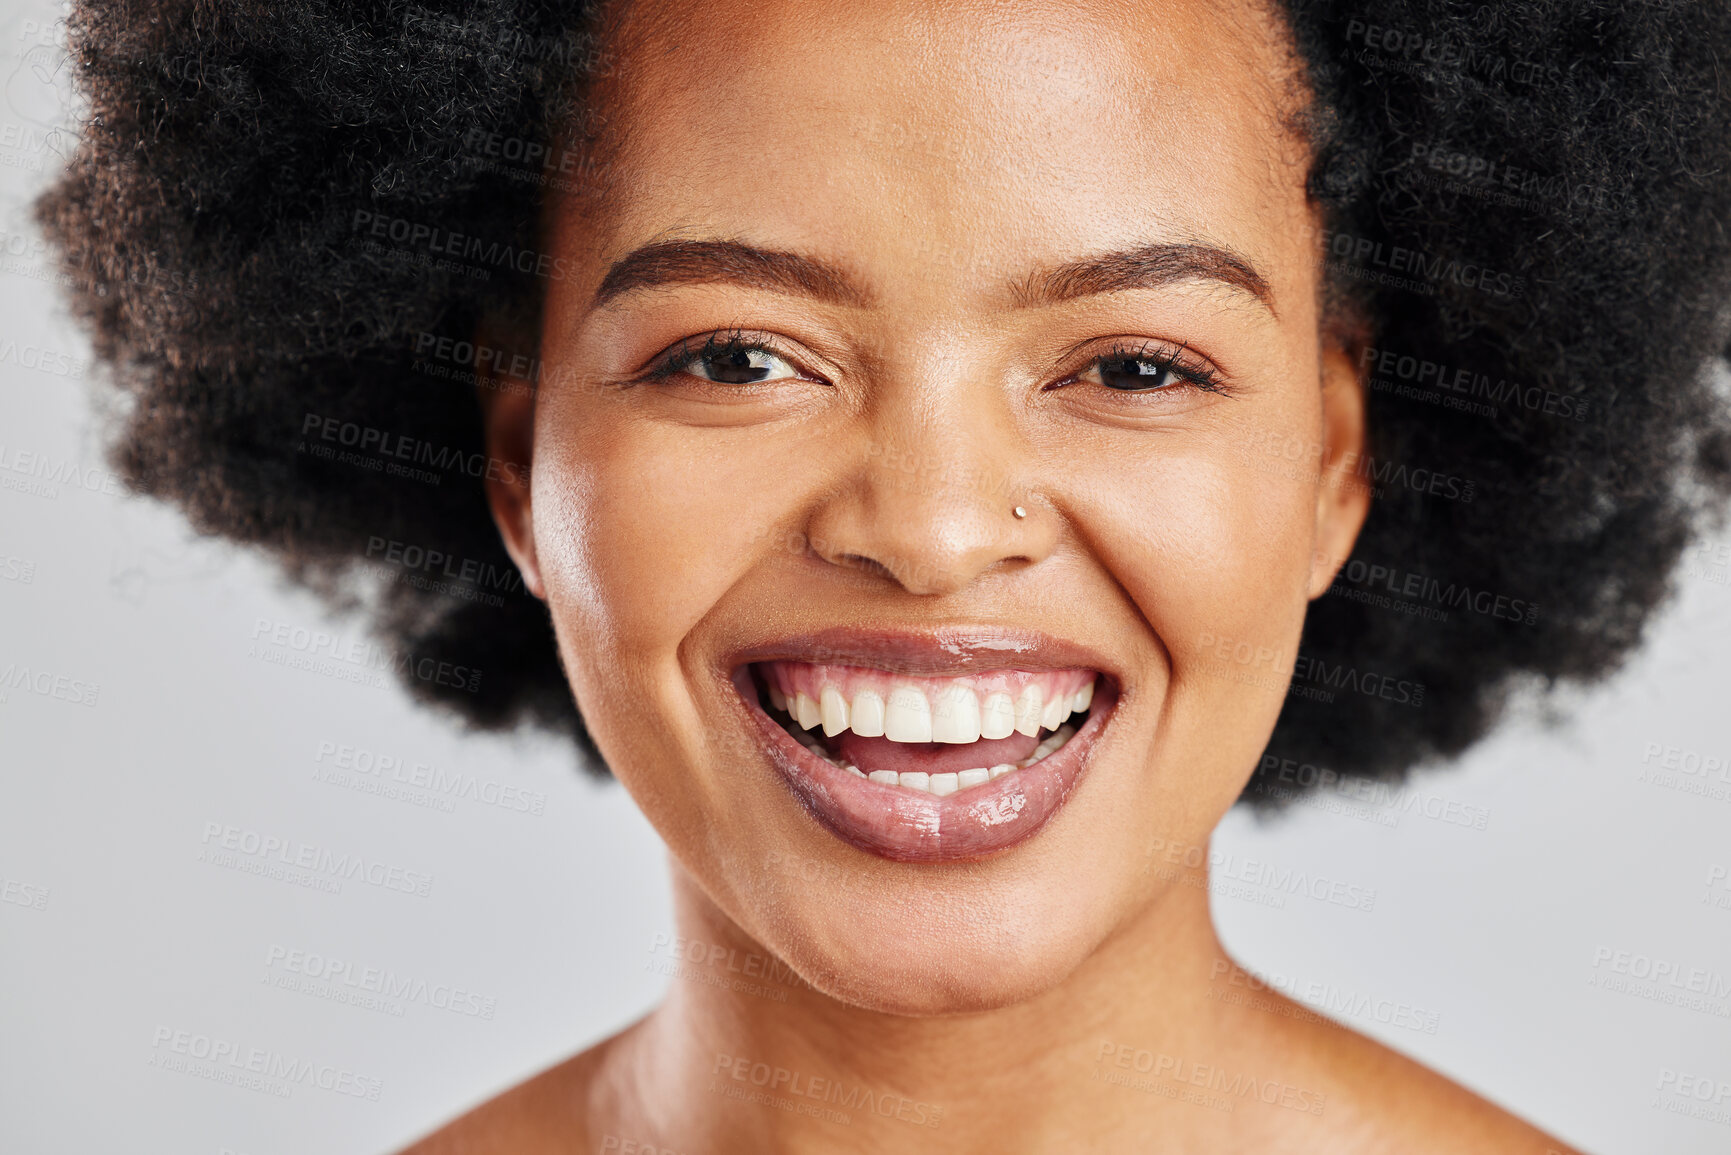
[402,0,1582,1150]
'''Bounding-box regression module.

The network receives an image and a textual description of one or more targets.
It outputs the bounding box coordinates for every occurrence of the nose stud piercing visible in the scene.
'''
[1013,506,1027,519]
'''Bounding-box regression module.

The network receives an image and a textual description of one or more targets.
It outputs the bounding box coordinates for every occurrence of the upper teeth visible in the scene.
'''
[768,673,1096,745]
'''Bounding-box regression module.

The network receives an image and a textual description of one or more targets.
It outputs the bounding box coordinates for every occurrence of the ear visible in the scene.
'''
[1307,341,1371,599]
[474,321,546,600]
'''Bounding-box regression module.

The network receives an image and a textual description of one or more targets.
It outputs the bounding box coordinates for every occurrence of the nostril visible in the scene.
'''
[835,554,896,581]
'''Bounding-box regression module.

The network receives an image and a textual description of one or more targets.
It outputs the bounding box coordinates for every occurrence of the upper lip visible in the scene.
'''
[724,624,1121,681]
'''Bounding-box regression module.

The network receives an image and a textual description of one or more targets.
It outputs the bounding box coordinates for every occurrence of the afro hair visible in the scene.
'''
[33,0,1731,804]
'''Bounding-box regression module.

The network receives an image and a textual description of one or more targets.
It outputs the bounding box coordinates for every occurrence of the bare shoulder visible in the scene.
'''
[391,1026,632,1155]
[1243,990,1588,1155]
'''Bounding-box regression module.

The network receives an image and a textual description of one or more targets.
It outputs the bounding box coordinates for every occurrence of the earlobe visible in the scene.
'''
[473,326,546,601]
[1308,342,1371,600]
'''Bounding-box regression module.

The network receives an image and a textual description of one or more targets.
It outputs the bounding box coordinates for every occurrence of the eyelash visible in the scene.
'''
[644,329,805,384]
[641,329,1227,395]
[1064,339,1227,395]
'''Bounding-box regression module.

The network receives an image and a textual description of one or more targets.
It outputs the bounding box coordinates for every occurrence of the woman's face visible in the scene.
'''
[487,0,1368,1013]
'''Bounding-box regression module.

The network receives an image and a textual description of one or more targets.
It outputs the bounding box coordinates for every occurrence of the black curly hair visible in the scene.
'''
[34,0,1731,804]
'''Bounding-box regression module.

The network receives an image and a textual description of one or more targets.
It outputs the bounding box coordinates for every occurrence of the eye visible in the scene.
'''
[653,332,807,386]
[1074,345,1221,393]
[1083,356,1184,391]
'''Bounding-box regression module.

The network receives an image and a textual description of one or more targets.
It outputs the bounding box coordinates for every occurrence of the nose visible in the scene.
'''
[801,386,1060,597]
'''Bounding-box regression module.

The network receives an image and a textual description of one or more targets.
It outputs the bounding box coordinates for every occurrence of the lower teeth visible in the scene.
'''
[786,720,1079,796]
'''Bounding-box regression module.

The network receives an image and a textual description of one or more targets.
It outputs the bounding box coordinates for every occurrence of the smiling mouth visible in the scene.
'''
[754,661,1096,796]
[729,633,1117,862]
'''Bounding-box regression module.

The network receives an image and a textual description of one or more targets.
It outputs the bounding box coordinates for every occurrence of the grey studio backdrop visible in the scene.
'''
[2,3,1729,1153]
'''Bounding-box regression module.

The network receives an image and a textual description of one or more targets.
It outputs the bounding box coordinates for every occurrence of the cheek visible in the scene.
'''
[1061,412,1319,763]
[537,433,726,653]
[1072,440,1314,627]
[529,400,819,666]
[524,410,782,803]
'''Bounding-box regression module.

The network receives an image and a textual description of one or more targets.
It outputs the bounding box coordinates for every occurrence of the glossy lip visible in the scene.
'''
[722,627,1122,863]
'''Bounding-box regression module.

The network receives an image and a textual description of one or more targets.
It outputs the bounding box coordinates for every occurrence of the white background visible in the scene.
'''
[2,2,1729,1152]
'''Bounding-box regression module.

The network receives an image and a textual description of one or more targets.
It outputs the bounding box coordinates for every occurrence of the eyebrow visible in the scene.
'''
[1009,241,1275,316]
[592,237,1274,316]
[593,239,872,310]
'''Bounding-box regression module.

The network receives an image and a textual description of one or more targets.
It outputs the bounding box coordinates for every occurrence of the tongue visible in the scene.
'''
[826,730,1043,775]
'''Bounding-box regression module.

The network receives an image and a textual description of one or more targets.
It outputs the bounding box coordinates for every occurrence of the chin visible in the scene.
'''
[774,903,1102,1017]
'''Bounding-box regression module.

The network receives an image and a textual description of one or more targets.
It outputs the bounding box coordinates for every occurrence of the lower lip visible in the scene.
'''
[731,668,1117,863]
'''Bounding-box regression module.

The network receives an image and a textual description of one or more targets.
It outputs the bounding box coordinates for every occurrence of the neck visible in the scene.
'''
[607,855,1258,1153]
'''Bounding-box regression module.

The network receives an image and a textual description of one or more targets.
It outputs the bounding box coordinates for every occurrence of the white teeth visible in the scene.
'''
[883,687,933,743]
[930,685,982,744]
[1040,690,1070,732]
[1015,723,1074,768]
[1014,685,1044,738]
[771,677,1098,742]
[820,686,850,737]
[847,729,1077,793]
[849,689,885,737]
[772,670,1097,793]
[981,692,1015,740]
[844,730,1073,796]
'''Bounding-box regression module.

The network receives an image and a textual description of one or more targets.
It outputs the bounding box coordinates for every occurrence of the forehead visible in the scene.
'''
[568,0,1314,304]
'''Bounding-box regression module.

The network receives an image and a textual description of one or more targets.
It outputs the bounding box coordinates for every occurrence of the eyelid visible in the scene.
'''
[637,328,1229,394]
[1058,336,1231,394]
[640,328,827,384]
